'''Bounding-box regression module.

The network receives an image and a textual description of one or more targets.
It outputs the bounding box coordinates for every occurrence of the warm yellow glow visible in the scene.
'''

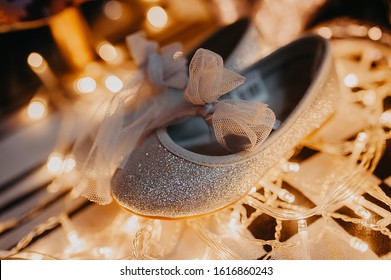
[76,77,97,94]
[248,187,257,195]
[362,90,376,106]
[124,216,140,234]
[66,232,85,254]
[63,157,76,173]
[260,180,295,203]
[349,237,368,252]
[282,162,300,173]
[279,190,295,204]
[105,75,123,93]
[356,207,371,220]
[31,254,43,260]
[343,73,358,88]
[316,26,332,39]
[104,0,123,20]
[368,26,382,41]
[298,220,307,233]
[98,247,113,258]
[381,109,391,126]
[49,7,94,69]
[215,0,239,24]
[47,154,64,173]
[27,100,46,120]
[27,52,44,68]
[147,6,168,28]
[98,42,118,63]
[357,132,368,143]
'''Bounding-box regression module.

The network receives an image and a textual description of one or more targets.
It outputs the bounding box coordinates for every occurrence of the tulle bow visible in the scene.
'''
[185,48,276,152]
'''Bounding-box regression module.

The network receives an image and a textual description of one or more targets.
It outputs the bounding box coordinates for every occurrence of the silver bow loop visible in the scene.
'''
[126,31,158,67]
[126,31,187,89]
[185,48,245,105]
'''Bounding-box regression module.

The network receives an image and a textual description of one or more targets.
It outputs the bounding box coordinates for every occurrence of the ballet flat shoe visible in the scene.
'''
[111,34,340,219]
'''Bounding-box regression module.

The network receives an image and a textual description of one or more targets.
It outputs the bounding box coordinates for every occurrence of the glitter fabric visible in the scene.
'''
[111,35,339,219]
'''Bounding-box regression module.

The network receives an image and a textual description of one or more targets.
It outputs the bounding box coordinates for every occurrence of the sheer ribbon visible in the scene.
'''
[186,48,276,152]
[54,32,187,205]
[126,31,187,89]
[58,46,275,205]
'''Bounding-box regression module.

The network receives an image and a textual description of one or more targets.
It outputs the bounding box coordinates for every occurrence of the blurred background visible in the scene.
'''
[1,0,391,118]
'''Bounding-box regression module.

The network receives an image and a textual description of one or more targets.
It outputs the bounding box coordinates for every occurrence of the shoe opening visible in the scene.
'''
[168,35,327,156]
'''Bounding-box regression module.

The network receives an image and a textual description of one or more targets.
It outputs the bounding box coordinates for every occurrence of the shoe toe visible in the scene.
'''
[111,133,256,219]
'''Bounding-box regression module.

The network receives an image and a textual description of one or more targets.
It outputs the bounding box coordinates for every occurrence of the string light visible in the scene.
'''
[248,187,257,195]
[123,216,140,234]
[362,90,377,106]
[5,25,391,261]
[298,220,311,260]
[27,52,57,90]
[147,6,168,29]
[27,52,44,69]
[368,26,382,41]
[343,73,359,88]
[76,77,96,94]
[281,162,300,173]
[213,0,239,24]
[349,237,369,253]
[105,75,123,93]
[98,42,119,63]
[27,100,47,120]
[346,201,371,220]
[380,109,391,127]
[65,232,85,255]
[31,253,43,260]
[104,0,123,20]
[63,156,76,173]
[349,132,368,167]
[260,180,295,203]
[94,247,113,259]
[47,154,64,173]
[46,154,75,174]
[316,26,333,39]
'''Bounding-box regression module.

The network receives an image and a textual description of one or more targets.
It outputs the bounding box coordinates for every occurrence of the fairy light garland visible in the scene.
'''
[1,22,391,260]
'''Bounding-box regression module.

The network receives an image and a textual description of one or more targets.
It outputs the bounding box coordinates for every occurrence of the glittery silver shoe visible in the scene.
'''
[111,34,339,219]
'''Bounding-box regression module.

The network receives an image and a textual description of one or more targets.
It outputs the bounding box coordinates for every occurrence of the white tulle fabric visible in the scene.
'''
[55,32,187,205]
[186,49,276,152]
[58,46,275,205]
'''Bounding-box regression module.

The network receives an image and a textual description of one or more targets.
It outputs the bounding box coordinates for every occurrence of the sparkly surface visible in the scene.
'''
[111,36,339,219]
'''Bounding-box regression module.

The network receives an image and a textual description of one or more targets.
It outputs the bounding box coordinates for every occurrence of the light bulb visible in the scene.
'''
[47,154,63,173]
[104,0,123,20]
[27,52,44,68]
[27,100,47,120]
[368,26,382,41]
[105,75,123,93]
[344,73,358,88]
[98,42,118,63]
[76,77,96,94]
[147,6,168,28]
[349,237,368,252]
